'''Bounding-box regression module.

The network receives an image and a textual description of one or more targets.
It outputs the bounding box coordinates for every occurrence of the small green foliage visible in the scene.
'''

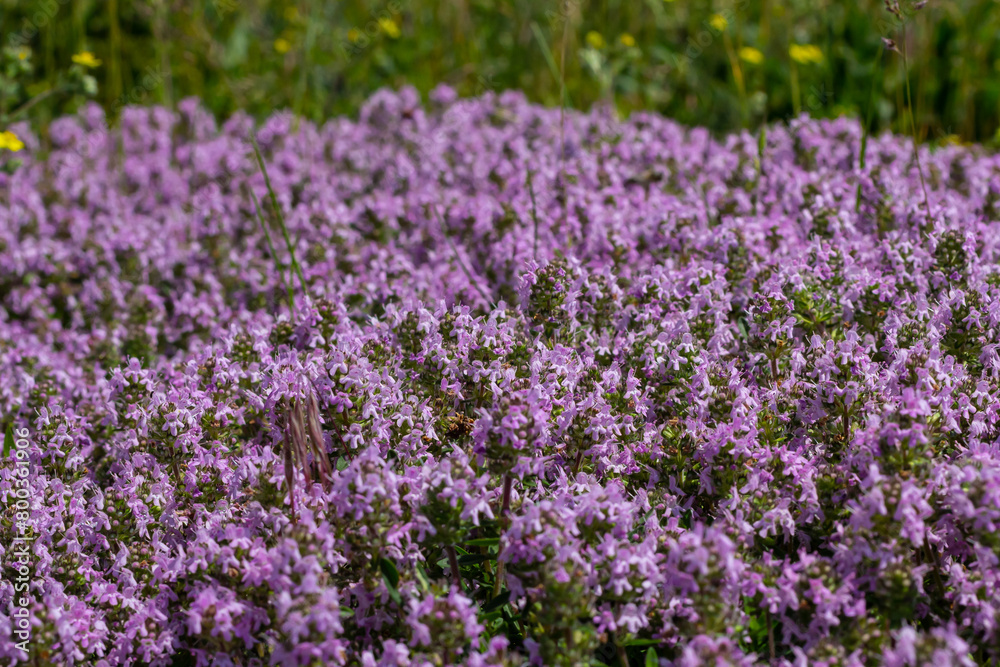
[3,424,13,458]
[269,321,295,348]
[527,258,572,340]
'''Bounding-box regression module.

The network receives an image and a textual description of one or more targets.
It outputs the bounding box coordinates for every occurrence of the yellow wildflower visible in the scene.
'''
[378,17,401,39]
[274,38,292,54]
[71,51,102,68]
[16,47,30,61]
[0,131,24,152]
[709,14,728,31]
[348,28,362,43]
[739,46,764,65]
[789,43,823,65]
[619,33,636,48]
[586,31,605,49]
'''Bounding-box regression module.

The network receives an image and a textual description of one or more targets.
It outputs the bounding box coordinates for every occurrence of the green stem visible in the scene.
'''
[901,25,932,225]
[559,4,569,223]
[924,537,945,600]
[766,608,775,663]
[527,169,540,262]
[247,184,295,313]
[294,0,321,119]
[153,0,174,107]
[723,32,748,128]
[446,544,462,590]
[492,474,513,598]
[5,87,65,123]
[857,47,884,213]
[250,134,308,300]
[616,641,629,667]
[842,404,850,442]
[756,124,767,215]
[108,0,123,105]
[432,204,494,307]
[790,62,801,116]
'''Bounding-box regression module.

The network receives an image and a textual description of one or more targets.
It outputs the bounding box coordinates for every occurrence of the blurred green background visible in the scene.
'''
[2,0,999,142]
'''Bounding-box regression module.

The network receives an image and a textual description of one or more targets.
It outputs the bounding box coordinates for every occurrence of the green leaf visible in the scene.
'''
[464,537,500,547]
[737,316,750,340]
[384,581,401,604]
[645,647,658,667]
[481,609,504,622]
[379,556,401,603]
[458,553,493,565]
[629,508,657,538]
[379,557,399,588]
[3,424,13,458]
[623,639,660,647]
[482,590,511,612]
[530,22,562,92]
[414,564,431,592]
[222,19,250,68]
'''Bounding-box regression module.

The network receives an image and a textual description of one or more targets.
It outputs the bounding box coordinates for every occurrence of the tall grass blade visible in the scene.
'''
[246,183,295,313]
[250,133,309,301]
[901,25,933,226]
[856,44,884,215]
[530,22,568,108]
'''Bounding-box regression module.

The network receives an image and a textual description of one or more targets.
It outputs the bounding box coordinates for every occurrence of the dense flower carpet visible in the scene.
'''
[2,88,1000,666]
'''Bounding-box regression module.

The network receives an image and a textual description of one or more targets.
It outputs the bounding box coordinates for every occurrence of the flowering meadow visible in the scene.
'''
[2,87,1000,666]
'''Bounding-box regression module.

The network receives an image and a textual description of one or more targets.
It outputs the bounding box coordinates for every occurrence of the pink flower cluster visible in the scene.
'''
[1,87,1000,666]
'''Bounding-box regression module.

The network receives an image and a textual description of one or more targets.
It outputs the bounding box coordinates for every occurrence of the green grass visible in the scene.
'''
[2,0,999,142]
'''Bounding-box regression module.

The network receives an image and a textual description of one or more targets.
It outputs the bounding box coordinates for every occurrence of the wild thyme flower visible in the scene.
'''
[1,90,1000,665]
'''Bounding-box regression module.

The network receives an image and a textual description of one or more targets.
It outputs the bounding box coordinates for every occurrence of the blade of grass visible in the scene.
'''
[5,87,67,123]
[755,123,766,215]
[249,133,309,301]
[108,0,124,107]
[294,0,321,120]
[723,32,748,127]
[557,4,569,227]
[790,61,801,116]
[526,169,540,262]
[901,24,932,225]
[530,15,570,230]
[432,204,494,308]
[530,21,569,108]
[856,44,885,214]
[246,183,295,313]
[153,0,174,107]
